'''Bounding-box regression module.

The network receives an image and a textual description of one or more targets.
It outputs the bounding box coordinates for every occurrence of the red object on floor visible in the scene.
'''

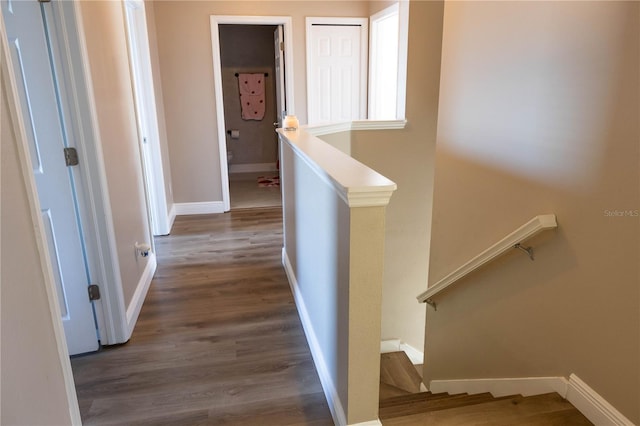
[257,176,280,187]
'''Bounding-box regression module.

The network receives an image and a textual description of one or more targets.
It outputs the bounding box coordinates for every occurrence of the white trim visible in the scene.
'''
[351,119,407,131]
[306,17,368,124]
[350,421,382,426]
[417,214,558,303]
[174,201,225,215]
[368,1,410,120]
[282,249,348,426]
[167,203,176,233]
[278,128,397,208]
[304,121,353,136]
[428,374,634,425]
[0,16,82,424]
[229,162,277,174]
[369,3,400,120]
[380,339,403,354]
[210,15,295,214]
[303,119,407,137]
[566,374,634,426]
[400,343,424,365]
[122,0,172,238]
[429,376,569,398]
[396,0,409,120]
[380,339,424,366]
[63,0,129,345]
[125,253,156,337]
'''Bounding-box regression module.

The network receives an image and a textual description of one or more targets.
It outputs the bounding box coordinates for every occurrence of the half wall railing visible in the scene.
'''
[277,126,396,426]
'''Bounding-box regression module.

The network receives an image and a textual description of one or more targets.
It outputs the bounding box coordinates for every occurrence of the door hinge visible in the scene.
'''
[280,41,284,51]
[64,147,79,166]
[88,284,101,301]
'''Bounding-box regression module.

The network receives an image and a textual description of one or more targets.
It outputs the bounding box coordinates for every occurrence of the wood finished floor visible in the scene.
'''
[71,208,333,425]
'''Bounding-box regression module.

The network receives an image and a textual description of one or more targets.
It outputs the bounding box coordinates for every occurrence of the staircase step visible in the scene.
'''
[380,392,516,420]
[380,391,452,408]
[380,392,593,425]
[380,351,424,395]
[380,382,412,400]
[515,406,593,425]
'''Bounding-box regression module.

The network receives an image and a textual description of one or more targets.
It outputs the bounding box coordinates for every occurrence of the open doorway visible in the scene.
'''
[210,16,294,212]
[219,24,281,210]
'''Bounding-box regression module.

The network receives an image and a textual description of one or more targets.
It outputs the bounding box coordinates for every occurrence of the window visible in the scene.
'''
[368,2,409,120]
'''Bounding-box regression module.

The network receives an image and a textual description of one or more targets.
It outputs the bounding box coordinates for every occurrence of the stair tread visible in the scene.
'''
[380,391,453,408]
[380,351,424,394]
[380,382,413,400]
[514,406,593,425]
[380,392,593,425]
[380,392,516,419]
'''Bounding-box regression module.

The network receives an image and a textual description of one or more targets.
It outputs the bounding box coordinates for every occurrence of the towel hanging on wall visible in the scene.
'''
[237,73,266,120]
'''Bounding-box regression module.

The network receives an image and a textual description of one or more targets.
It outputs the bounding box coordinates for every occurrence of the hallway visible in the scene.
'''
[71,208,332,425]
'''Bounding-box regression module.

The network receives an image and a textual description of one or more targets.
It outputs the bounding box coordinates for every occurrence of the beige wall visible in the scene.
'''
[426,1,639,423]
[369,0,397,16]
[318,130,352,155]
[1,70,77,426]
[351,0,444,352]
[152,0,369,203]
[145,0,175,215]
[79,1,152,308]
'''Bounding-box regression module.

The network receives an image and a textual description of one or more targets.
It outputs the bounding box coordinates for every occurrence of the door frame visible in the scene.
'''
[123,0,172,237]
[1,1,129,349]
[305,16,369,124]
[209,15,295,212]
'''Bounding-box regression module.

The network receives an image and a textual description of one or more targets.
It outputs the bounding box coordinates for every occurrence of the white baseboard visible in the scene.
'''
[282,249,347,426]
[429,376,568,398]
[429,374,633,426]
[167,203,176,232]
[174,201,225,215]
[380,339,402,353]
[350,421,382,426]
[229,162,277,174]
[380,339,424,365]
[125,253,156,338]
[566,374,634,426]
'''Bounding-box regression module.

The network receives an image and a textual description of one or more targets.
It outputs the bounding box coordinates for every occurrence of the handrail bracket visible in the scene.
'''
[426,299,437,310]
[514,243,535,261]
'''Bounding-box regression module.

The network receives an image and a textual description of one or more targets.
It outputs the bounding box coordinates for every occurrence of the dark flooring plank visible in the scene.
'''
[71,208,333,425]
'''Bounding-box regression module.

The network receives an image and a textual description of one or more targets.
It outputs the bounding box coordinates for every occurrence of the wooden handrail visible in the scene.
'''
[418,214,557,307]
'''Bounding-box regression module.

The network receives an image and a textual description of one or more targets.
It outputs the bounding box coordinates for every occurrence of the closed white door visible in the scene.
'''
[307,19,368,124]
[2,0,99,354]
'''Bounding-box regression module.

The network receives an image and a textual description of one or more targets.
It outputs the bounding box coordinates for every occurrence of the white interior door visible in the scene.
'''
[274,25,286,125]
[2,0,99,355]
[306,18,368,124]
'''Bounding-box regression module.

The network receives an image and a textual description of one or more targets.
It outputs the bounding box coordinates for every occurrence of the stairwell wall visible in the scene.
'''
[350,0,444,354]
[425,2,639,423]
